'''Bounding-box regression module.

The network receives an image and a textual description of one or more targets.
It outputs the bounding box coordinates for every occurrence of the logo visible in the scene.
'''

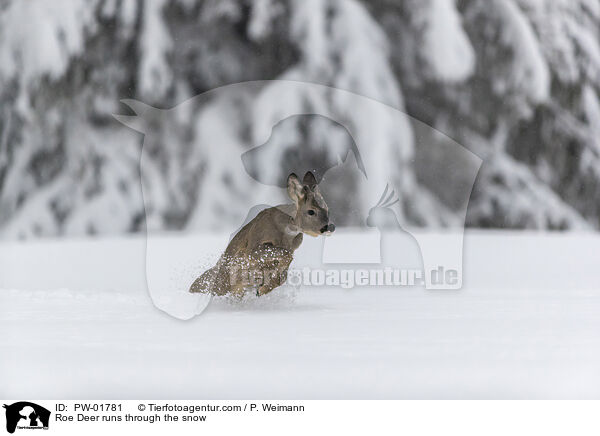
[3,402,50,434]
[114,80,482,318]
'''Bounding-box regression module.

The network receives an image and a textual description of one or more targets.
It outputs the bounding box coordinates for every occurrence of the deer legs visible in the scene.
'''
[239,244,294,297]
[194,244,294,298]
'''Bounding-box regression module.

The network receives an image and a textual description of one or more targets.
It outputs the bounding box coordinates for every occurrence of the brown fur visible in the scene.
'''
[190,172,333,297]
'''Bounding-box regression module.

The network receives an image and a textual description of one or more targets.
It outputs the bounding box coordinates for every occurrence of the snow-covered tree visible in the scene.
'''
[0,0,599,238]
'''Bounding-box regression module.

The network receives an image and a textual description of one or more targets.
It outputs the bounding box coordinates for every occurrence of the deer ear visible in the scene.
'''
[303,171,317,188]
[287,173,304,204]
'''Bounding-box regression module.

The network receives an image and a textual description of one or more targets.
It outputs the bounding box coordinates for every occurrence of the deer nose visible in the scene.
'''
[320,223,335,233]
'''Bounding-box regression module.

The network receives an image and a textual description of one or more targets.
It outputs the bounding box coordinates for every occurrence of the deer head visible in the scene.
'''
[287,171,335,236]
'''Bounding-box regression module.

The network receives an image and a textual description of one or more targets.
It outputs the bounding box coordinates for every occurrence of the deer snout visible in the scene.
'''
[320,223,335,234]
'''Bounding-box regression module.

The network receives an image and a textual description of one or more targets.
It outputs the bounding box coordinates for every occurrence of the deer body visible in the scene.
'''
[190,172,334,297]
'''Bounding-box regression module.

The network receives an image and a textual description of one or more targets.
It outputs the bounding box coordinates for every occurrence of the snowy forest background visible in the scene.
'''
[0,0,599,239]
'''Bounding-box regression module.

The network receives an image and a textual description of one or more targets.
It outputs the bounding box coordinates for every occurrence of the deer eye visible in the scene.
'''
[307,210,315,216]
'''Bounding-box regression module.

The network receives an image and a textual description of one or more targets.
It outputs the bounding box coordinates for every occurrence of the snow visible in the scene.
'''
[468,152,591,230]
[1,232,599,398]
[495,0,550,104]
[137,0,173,101]
[289,0,328,72]
[422,0,476,82]
[517,0,600,86]
[583,85,600,148]
[248,0,281,41]
[0,0,97,112]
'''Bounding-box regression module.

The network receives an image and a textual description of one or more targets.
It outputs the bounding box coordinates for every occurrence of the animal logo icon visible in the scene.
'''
[3,402,50,434]
[364,184,423,272]
[366,184,400,228]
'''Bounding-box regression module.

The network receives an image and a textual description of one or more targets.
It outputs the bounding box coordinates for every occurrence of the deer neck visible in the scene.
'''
[288,208,302,235]
[275,203,302,233]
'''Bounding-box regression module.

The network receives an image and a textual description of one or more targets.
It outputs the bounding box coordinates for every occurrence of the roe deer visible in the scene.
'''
[190,171,335,297]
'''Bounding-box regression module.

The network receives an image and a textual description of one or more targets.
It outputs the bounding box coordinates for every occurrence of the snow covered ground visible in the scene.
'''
[1,231,599,399]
